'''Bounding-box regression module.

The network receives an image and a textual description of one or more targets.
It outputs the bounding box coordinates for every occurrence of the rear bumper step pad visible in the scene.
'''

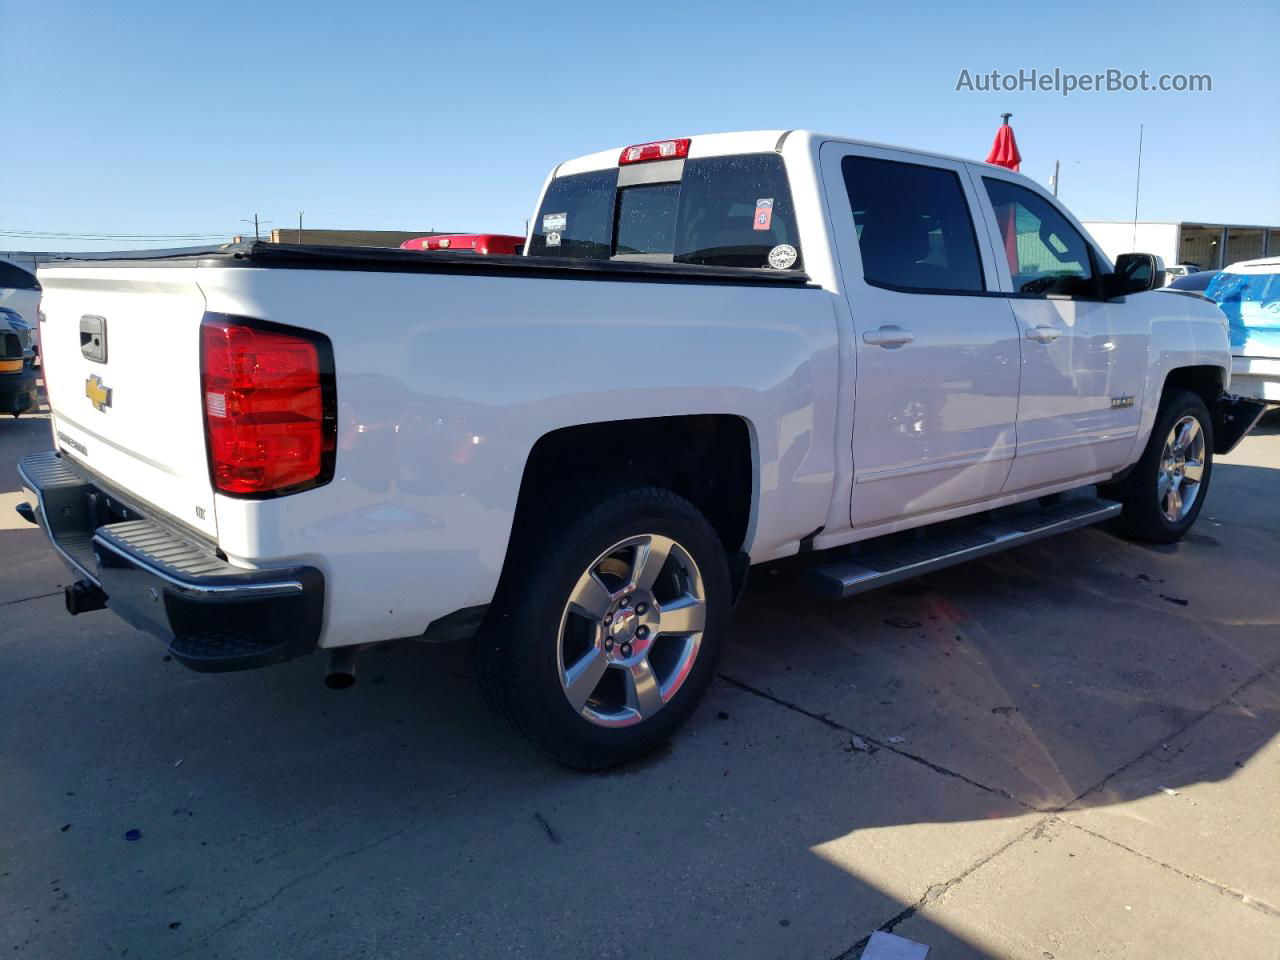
[17,450,323,672]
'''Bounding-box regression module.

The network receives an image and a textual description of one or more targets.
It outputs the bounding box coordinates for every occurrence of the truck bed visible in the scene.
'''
[36,236,837,649]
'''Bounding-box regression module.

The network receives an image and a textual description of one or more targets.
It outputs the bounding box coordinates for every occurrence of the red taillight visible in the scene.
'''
[618,138,690,165]
[200,316,335,496]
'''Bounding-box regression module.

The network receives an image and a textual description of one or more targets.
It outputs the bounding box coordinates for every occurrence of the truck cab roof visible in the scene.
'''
[552,129,1011,179]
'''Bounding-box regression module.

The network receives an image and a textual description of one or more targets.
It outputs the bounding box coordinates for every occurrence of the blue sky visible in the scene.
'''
[3,0,1277,250]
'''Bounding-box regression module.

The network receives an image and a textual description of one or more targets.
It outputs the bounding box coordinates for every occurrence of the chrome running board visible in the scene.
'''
[806,497,1122,599]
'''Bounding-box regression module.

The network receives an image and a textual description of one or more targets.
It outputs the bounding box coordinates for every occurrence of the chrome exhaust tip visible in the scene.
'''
[324,647,358,690]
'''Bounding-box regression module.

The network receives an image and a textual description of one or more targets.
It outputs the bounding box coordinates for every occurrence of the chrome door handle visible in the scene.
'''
[1025,325,1062,344]
[862,325,915,348]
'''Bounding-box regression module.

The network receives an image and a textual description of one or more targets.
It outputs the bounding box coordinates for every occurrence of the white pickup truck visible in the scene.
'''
[19,130,1266,768]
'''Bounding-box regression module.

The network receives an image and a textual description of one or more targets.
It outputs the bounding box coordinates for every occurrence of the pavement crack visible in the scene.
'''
[533,811,561,845]
[1064,654,1280,810]
[717,673,1030,808]
[830,816,1054,960]
[167,814,422,959]
[0,590,61,607]
[1057,818,1280,918]
[727,654,1280,958]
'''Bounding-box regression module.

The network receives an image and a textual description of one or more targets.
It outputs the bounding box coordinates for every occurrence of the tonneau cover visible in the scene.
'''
[47,241,813,286]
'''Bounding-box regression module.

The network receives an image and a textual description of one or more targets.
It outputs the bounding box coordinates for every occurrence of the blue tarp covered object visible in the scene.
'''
[1206,269,1280,357]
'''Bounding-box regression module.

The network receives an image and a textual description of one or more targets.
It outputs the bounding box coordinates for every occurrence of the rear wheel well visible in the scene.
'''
[510,415,754,556]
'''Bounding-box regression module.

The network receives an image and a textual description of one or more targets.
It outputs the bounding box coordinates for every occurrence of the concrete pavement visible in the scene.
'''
[2,408,1277,959]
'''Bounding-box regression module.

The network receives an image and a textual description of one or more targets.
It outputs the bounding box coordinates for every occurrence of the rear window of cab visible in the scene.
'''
[527,153,803,271]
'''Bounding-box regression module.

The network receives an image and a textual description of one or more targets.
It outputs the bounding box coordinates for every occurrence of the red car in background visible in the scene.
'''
[401,234,525,255]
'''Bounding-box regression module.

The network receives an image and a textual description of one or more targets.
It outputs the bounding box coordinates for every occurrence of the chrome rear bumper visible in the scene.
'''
[17,451,324,672]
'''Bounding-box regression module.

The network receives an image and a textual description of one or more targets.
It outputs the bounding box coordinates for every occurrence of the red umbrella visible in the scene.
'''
[985,114,1022,275]
[986,113,1022,172]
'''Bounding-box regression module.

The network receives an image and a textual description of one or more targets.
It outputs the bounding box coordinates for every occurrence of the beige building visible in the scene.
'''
[241,229,456,248]
[1083,221,1278,270]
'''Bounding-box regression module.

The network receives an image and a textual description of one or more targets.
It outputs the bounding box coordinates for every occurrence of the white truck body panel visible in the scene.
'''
[37,267,218,539]
[198,264,838,645]
[30,130,1234,655]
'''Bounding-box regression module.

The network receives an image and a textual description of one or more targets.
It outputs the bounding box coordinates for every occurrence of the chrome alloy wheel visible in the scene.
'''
[556,534,707,728]
[1158,415,1206,523]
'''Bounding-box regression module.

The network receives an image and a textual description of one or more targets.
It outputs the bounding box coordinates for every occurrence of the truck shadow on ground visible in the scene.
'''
[2,451,1277,957]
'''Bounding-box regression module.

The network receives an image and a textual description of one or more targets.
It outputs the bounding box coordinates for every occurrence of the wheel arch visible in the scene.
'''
[1161,364,1225,409]
[1159,364,1262,455]
[507,413,757,578]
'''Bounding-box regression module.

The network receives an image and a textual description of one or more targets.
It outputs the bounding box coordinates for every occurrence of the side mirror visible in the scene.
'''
[1105,252,1165,298]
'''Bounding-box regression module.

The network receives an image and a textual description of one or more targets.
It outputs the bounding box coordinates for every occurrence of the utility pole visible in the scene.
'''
[298,211,304,244]
[1051,158,1060,196]
[240,214,272,241]
[1131,124,1144,250]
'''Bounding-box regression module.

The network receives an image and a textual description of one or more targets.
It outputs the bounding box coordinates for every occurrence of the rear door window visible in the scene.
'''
[841,156,985,293]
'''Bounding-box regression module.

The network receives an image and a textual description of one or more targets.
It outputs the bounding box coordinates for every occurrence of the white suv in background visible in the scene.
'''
[0,260,41,363]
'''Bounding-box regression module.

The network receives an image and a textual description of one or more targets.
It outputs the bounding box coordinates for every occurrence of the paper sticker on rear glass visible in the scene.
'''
[542,212,567,248]
[768,244,798,269]
[754,198,774,231]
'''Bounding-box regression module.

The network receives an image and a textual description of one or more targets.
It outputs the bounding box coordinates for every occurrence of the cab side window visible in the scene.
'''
[841,156,985,293]
[983,179,1095,297]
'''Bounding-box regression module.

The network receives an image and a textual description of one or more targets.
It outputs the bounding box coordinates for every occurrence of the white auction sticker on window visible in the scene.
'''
[768,244,798,269]
[542,212,567,233]
[546,231,561,247]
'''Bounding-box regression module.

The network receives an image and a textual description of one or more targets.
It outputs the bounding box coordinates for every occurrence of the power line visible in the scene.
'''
[0,229,232,241]
[297,208,527,223]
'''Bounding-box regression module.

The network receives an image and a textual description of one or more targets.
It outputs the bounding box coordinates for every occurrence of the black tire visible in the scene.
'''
[1102,389,1214,544]
[474,486,731,769]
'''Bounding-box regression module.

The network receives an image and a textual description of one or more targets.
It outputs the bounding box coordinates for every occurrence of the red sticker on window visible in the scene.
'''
[753,198,774,231]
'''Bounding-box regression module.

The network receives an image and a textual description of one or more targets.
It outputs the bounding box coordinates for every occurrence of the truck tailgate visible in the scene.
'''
[37,266,217,539]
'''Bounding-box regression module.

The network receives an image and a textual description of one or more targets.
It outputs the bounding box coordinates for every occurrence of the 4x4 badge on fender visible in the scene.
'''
[85,374,113,412]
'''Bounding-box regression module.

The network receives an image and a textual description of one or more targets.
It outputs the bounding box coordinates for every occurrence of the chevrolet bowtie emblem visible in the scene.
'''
[85,374,113,412]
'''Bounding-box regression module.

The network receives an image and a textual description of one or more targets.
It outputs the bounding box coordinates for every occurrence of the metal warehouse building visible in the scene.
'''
[262,229,453,247]
[1083,221,1278,271]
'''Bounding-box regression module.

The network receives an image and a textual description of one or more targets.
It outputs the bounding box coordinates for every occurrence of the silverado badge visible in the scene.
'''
[85,374,113,412]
